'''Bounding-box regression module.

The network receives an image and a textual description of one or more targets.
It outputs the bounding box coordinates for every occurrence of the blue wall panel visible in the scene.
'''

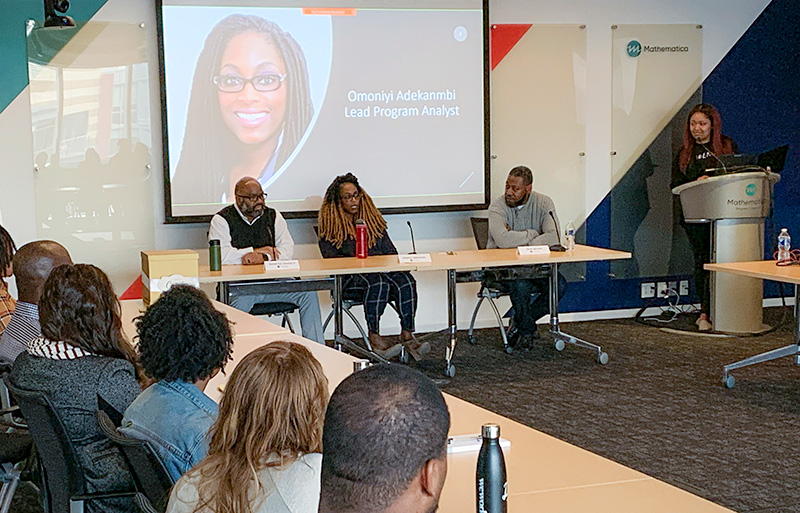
[565,0,798,313]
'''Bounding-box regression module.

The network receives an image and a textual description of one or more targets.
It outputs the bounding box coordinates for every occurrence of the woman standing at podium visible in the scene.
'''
[672,103,738,331]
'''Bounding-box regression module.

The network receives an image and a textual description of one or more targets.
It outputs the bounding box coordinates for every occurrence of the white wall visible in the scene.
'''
[0,0,770,334]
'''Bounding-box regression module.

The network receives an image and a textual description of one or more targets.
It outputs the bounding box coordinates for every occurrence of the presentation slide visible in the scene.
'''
[160,0,488,220]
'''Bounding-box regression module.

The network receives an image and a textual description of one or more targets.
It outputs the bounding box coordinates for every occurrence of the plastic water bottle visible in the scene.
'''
[777,228,791,262]
[355,219,368,259]
[476,424,507,513]
[564,222,576,251]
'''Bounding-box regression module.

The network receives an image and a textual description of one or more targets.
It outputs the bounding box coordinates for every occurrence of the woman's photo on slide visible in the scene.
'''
[169,10,331,206]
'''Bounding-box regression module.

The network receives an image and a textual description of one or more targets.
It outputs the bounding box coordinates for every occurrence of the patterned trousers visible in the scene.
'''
[343,271,417,334]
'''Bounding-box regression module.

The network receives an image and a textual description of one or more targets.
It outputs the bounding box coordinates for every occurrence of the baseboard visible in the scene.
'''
[411,296,796,334]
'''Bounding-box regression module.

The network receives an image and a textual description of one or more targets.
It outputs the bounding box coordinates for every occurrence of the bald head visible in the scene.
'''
[234,177,267,220]
[234,177,260,195]
[13,241,72,304]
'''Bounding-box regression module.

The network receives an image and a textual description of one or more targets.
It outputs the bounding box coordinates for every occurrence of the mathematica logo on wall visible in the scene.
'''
[745,183,757,196]
[627,39,689,57]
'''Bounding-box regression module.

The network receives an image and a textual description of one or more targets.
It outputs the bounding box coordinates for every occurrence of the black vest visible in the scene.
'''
[218,205,277,249]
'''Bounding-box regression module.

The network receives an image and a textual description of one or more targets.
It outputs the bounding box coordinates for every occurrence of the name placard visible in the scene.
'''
[264,259,300,271]
[517,245,551,256]
[398,253,432,264]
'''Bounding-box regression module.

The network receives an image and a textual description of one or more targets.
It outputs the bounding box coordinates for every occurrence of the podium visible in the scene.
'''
[672,169,781,333]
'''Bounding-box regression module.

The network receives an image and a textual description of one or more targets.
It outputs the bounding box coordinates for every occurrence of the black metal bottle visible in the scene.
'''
[476,423,507,513]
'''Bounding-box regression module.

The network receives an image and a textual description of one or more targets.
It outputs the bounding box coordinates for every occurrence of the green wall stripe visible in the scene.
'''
[0,0,108,115]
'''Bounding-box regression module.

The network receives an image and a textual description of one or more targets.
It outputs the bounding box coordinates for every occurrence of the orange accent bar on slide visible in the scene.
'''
[302,8,356,16]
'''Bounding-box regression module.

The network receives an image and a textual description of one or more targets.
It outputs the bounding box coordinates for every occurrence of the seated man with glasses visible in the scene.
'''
[208,176,324,343]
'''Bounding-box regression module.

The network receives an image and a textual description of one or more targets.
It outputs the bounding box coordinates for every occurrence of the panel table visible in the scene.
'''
[198,245,631,375]
[705,260,800,388]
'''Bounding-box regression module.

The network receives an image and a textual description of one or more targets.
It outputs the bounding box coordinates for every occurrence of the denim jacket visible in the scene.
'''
[120,380,218,482]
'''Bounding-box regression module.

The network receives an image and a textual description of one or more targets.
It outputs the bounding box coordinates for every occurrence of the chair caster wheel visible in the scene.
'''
[724,375,735,388]
[554,339,565,352]
[504,346,513,354]
[445,364,456,378]
[468,335,477,345]
[597,352,609,365]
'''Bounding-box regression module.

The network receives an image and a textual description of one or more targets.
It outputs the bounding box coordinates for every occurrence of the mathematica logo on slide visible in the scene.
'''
[627,40,642,57]
[745,183,757,196]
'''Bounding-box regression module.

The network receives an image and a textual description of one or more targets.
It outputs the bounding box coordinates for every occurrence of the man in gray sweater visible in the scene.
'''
[486,166,566,348]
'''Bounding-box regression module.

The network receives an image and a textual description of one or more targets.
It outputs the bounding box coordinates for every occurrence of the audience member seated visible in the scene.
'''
[0,224,17,335]
[10,263,141,513]
[119,285,234,482]
[317,173,428,360]
[319,364,450,513]
[0,240,72,363]
[166,341,328,513]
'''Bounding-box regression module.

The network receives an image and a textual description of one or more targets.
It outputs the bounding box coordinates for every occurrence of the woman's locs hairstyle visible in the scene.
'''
[318,173,387,249]
[173,14,314,202]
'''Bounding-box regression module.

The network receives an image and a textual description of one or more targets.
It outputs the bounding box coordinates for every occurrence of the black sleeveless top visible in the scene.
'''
[217,204,277,249]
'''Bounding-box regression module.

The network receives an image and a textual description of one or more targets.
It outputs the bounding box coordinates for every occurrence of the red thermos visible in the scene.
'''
[355,219,368,259]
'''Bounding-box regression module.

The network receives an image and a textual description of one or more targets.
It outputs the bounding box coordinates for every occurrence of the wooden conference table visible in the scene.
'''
[198,244,630,377]
[119,298,731,512]
[705,260,800,388]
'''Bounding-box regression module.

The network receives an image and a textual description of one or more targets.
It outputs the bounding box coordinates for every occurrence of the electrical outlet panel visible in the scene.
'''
[641,283,655,298]
[657,282,668,298]
[679,280,689,296]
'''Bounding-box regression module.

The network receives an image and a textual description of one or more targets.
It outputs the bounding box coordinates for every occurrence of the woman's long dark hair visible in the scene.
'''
[173,14,314,201]
[678,103,736,173]
[39,264,136,364]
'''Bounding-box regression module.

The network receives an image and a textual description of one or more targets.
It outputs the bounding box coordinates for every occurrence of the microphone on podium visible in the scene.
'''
[701,143,728,174]
[407,221,417,254]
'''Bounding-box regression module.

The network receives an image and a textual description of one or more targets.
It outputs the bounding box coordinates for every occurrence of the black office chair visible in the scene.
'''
[96,409,174,513]
[464,218,513,352]
[0,365,24,429]
[3,375,135,513]
[464,217,551,354]
[248,301,299,333]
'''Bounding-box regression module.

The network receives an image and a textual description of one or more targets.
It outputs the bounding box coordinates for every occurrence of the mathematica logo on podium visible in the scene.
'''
[745,183,757,196]
[627,40,642,57]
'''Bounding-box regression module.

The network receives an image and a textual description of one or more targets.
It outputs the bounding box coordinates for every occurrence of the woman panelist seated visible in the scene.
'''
[317,173,428,361]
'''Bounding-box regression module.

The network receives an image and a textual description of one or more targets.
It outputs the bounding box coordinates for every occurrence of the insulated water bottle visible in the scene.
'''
[209,239,221,271]
[355,219,368,259]
[476,423,507,513]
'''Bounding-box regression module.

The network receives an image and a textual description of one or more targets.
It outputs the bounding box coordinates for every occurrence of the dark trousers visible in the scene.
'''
[491,272,568,335]
[343,271,417,334]
[684,222,711,314]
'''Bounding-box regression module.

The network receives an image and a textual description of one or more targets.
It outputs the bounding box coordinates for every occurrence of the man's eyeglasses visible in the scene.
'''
[236,192,267,202]
[341,191,360,202]
[213,74,287,93]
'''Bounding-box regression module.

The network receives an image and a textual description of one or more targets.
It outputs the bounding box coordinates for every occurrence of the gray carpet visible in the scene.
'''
[412,306,799,513]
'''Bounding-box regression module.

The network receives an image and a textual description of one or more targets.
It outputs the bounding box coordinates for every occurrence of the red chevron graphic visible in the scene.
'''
[490,24,532,70]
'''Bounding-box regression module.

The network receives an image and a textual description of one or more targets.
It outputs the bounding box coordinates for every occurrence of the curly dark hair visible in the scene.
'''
[0,224,16,274]
[135,285,233,383]
[40,264,136,363]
